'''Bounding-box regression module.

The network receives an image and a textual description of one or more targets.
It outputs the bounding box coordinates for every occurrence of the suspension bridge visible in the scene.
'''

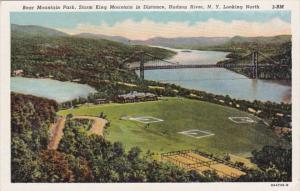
[124,50,290,80]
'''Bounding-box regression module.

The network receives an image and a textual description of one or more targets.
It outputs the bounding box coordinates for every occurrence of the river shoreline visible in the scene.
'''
[142,46,291,104]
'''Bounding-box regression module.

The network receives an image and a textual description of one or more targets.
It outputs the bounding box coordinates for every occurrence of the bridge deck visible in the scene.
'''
[130,63,275,70]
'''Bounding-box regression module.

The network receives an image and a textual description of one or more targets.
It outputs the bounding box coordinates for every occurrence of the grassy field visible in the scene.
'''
[58,97,281,158]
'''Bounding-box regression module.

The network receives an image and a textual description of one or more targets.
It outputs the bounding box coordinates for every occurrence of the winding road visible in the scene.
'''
[48,116,107,150]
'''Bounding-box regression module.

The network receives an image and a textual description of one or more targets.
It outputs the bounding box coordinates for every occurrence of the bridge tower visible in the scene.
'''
[251,50,259,79]
[139,51,145,80]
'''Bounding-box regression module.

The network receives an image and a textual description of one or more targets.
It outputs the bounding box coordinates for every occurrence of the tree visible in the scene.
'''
[250,145,291,181]
[66,113,74,119]
[39,150,74,182]
[11,136,42,182]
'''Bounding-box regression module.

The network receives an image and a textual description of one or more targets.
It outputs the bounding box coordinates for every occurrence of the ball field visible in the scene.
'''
[58,97,281,158]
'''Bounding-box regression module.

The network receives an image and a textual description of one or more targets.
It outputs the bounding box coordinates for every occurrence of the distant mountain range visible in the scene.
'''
[227,35,291,45]
[133,37,230,48]
[75,33,230,48]
[11,24,68,37]
[75,33,131,44]
[11,24,291,48]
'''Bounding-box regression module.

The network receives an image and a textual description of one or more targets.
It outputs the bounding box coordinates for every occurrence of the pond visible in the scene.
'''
[11,77,97,103]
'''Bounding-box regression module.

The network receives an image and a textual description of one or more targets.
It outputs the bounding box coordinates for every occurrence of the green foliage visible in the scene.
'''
[11,136,42,182]
[238,145,291,182]
[39,150,74,182]
[251,146,291,179]
[11,33,175,85]
[11,93,59,182]
[11,93,58,151]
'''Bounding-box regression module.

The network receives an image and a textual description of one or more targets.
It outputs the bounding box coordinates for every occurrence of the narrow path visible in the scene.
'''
[48,117,66,150]
[47,116,107,150]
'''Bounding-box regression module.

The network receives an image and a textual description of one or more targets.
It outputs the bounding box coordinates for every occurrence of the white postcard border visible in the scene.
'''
[1,1,300,191]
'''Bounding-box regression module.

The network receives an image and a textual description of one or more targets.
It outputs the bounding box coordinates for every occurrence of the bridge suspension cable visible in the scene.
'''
[123,49,288,81]
[221,53,252,65]
[257,51,280,65]
[144,52,179,65]
[157,77,249,82]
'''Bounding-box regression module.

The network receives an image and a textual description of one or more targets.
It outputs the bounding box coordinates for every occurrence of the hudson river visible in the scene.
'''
[143,47,291,103]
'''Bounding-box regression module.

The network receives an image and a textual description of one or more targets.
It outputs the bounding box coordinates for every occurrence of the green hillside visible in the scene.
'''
[58,97,282,157]
[11,25,175,85]
[11,24,68,37]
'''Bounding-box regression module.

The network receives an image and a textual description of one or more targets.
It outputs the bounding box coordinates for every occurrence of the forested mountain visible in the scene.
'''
[11,24,291,51]
[228,35,291,45]
[11,24,68,37]
[134,36,230,48]
[73,34,231,48]
[208,35,292,80]
[211,35,291,53]
[11,24,175,88]
[75,33,132,44]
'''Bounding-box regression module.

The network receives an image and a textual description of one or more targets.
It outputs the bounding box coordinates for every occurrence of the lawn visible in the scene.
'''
[58,97,281,158]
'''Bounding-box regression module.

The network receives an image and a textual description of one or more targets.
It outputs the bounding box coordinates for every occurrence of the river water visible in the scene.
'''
[142,47,291,103]
[11,48,291,104]
[11,77,97,103]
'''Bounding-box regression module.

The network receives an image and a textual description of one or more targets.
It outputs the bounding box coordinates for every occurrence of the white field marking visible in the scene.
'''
[128,116,164,124]
[120,116,130,120]
[228,117,256,124]
[178,129,215,139]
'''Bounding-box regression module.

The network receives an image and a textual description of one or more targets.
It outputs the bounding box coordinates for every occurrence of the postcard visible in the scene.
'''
[0,0,299,191]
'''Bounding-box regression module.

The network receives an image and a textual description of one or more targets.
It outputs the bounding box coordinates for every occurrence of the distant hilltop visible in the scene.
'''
[11,24,291,49]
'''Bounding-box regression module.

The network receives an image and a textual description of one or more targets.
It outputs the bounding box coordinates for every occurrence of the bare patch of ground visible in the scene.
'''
[48,117,66,150]
[48,116,107,150]
[73,116,107,136]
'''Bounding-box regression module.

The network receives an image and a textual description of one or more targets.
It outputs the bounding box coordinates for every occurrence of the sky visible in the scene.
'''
[11,11,291,40]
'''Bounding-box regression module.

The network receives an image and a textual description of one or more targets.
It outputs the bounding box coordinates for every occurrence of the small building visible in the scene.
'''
[145,92,158,101]
[248,108,257,114]
[60,101,73,109]
[94,98,109,104]
[13,69,23,76]
[276,113,284,117]
[72,79,81,82]
[274,126,292,136]
[116,91,157,103]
